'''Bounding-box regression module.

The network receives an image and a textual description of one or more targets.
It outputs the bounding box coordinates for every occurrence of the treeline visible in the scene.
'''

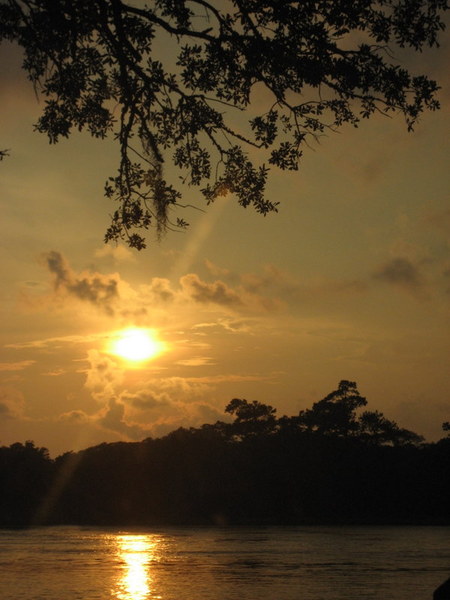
[1,381,449,528]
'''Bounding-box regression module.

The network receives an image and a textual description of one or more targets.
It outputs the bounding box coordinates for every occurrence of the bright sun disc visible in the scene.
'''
[110,328,162,362]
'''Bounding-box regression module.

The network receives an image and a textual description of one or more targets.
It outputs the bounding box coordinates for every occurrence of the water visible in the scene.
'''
[0,526,448,599]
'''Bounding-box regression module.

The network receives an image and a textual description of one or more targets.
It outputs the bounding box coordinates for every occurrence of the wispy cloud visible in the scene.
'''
[0,360,35,371]
[43,368,66,377]
[6,333,105,350]
[58,409,91,424]
[176,357,216,367]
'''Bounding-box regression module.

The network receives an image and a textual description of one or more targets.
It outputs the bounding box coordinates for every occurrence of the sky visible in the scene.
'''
[1,24,449,457]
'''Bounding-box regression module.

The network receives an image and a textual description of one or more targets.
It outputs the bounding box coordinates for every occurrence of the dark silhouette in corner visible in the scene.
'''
[434,579,450,600]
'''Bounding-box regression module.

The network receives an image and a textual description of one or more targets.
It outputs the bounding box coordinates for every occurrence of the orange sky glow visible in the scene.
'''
[0,34,449,456]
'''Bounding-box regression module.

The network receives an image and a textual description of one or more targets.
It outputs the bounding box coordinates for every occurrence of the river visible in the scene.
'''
[0,526,448,599]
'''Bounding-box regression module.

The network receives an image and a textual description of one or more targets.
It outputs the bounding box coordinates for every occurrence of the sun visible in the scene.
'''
[109,328,163,362]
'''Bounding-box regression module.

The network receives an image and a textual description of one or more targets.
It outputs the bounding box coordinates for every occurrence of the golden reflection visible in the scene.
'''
[114,534,161,600]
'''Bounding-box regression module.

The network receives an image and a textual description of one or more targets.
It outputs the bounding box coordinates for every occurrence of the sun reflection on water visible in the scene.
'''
[114,534,161,600]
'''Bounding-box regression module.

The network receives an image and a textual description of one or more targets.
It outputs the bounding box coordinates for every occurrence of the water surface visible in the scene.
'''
[0,526,448,599]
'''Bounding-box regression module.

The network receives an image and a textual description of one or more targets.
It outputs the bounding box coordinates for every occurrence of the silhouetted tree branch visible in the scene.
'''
[0,0,448,248]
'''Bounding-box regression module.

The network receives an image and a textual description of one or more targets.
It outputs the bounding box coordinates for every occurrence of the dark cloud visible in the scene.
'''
[69,277,117,307]
[148,277,175,303]
[205,262,367,304]
[373,257,423,289]
[181,273,243,306]
[240,264,292,294]
[0,402,12,417]
[46,251,71,287]
[45,251,119,315]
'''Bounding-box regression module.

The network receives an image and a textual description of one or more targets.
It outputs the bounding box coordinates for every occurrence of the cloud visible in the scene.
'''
[131,398,226,439]
[84,349,124,402]
[189,401,225,424]
[190,263,368,313]
[59,400,151,441]
[141,277,175,304]
[0,388,25,419]
[188,373,273,384]
[176,357,215,367]
[204,259,233,278]
[6,333,103,350]
[181,273,244,307]
[144,376,213,400]
[240,264,295,294]
[373,257,423,291]
[192,318,254,334]
[43,368,66,377]
[45,250,119,315]
[94,244,136,263]
[119,391,173,410]
[38,252,366,322]
[98,398,151,440]
[180,271,287,313]
[0,360,35,371]
[58,409,91,424]
[239,264,362,301]
[118,373,271,415]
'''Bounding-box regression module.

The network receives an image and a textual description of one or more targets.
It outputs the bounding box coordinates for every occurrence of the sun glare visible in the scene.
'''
[115,534,156,600]
[109,328,163,362]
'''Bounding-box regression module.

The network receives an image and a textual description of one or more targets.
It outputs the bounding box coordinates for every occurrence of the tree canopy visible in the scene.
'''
[1,0,448,248]
[2,382,450,528]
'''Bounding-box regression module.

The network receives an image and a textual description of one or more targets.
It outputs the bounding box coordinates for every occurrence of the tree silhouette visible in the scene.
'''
[224,397,277,438]
[0,383,449,528]
[298,379,367,436]
[1,0,448,248]
[0,441,53,527]
[358,409,424,446]
[297,380,423,445]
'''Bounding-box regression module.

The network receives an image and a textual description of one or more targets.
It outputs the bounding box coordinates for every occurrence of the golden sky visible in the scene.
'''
[1,33,449,456]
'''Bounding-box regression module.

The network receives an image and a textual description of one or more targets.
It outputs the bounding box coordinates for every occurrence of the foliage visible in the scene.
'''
[224,397,277,438]
[0,0,448,248]
[358,409,424,445]
[298,379,367,436]
[297,380,423,445]
[0,441,52,527]
[1,382,448,528]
